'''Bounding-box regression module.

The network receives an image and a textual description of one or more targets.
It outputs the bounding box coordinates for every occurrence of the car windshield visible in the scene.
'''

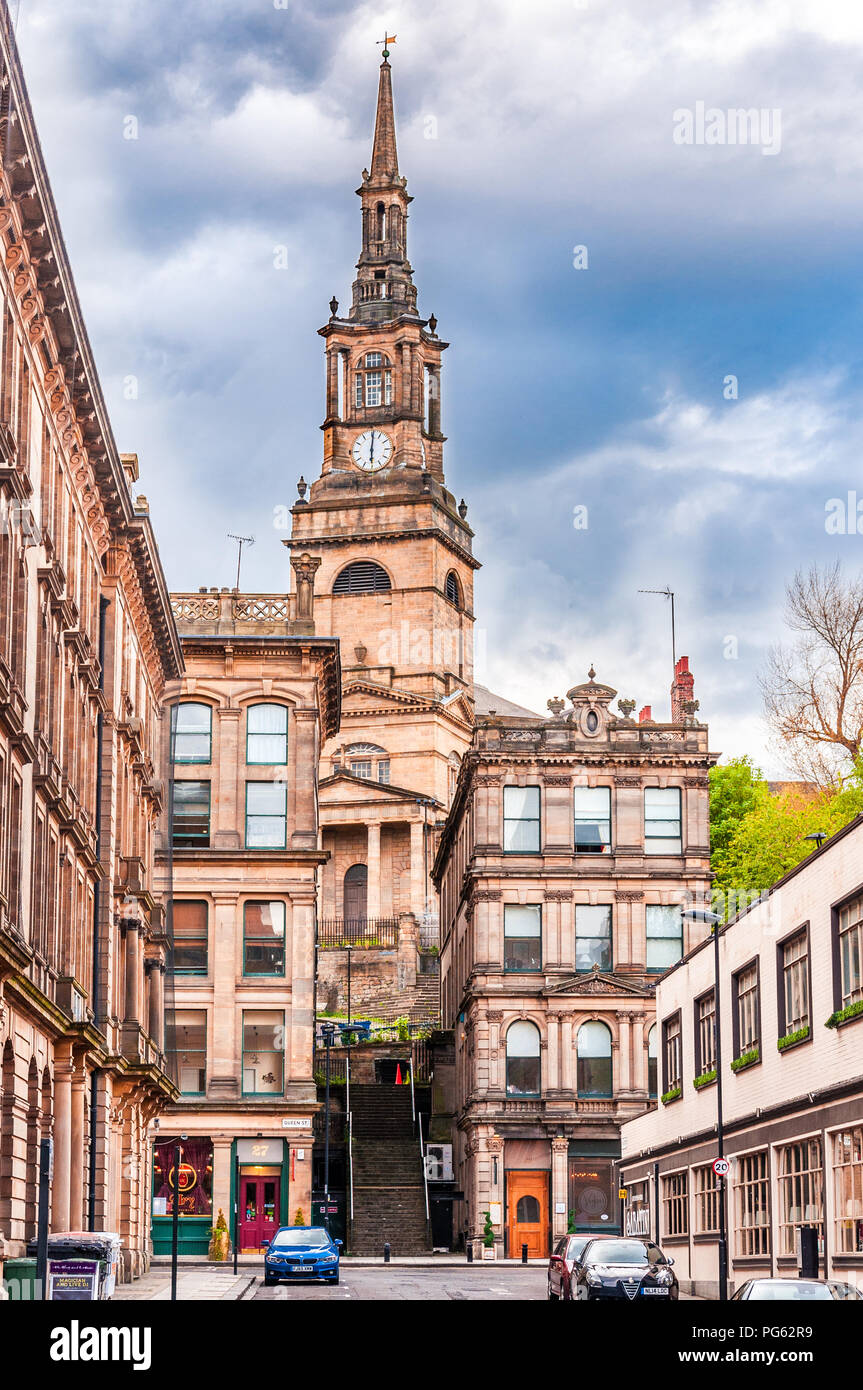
[270,1228,331,1250]
[584,1240,664,1266]
[747,1282,832,1301]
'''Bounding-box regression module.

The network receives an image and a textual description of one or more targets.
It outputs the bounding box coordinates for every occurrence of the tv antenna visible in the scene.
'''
[638,586,676,670]
[227,533,255,591]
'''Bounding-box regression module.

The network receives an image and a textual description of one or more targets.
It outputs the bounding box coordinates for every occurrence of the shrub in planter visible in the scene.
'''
[730,1047,760,1072]
[208,1208,230,1261]
[660,1084,681,1105]
[293,1207,306,1226]
[693,1068,717,1090]
[825,999,863,1029]
[482,1210,496,1257]
[777,1025,810,1051]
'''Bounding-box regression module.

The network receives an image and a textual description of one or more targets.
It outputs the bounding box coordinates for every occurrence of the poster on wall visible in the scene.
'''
[48,1260,99,1301]
[152,1138,213,1216]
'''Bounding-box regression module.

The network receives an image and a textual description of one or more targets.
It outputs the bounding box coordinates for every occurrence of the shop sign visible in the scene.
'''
[625,1208,650,1237]
[237,1138,282,1164]
[48,1260,99,1301]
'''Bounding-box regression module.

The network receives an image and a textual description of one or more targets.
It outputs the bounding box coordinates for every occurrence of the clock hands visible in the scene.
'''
[369,430,376,466]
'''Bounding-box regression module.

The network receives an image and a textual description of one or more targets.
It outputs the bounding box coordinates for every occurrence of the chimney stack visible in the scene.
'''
[670,656,694,724]
[638,705,653,724]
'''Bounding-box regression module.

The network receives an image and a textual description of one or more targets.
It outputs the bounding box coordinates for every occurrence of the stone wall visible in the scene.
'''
[317,912,440,1023]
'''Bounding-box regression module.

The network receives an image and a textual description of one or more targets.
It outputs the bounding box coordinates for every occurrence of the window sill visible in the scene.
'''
[826,1003,863,1031]
[777,1029,812,1054]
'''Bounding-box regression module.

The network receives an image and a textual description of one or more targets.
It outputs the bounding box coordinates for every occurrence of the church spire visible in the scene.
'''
[370,57,399,181]
[350,49,416,323]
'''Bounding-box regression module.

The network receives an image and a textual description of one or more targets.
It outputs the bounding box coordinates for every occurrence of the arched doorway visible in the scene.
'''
[343,864,368,926]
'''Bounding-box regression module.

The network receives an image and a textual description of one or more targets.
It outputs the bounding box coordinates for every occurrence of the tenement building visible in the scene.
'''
[433,664,715,1258]
[0,9,182,1282]
[621,815,863,1298]
[285,52,477,967]
[152,589,340,1255]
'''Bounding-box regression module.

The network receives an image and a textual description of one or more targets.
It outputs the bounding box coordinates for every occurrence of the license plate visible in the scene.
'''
[641,1287,668,1295]
[290,1265,307,1273]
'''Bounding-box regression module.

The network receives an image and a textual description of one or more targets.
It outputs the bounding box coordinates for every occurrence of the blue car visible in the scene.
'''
[263,1226,342,1286]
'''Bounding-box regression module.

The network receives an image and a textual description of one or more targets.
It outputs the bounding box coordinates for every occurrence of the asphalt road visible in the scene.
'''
[253,1266,547,1301]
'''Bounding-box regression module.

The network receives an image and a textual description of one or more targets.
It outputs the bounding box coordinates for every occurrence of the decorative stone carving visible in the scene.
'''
[543,890,572,902]
[542,774,572,786]
[614,890,644,902]
[614,777,642,787]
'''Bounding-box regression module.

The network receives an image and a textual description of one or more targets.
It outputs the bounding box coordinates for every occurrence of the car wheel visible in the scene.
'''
[329,1274,340,1285]
[263,1275,276,1286]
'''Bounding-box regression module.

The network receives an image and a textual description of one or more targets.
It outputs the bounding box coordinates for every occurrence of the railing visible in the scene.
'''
[318,917,399,949]
[412,1038,432,1083]
[418,917,440,951]
[418,1110,430,1236]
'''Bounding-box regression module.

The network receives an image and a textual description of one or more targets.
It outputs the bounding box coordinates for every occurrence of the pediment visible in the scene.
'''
[341,680,427,711]
[548,969,650,997]
[319,770,437,806]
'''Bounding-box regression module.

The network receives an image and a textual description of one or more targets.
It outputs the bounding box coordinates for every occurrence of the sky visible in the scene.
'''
[13,0,863,776]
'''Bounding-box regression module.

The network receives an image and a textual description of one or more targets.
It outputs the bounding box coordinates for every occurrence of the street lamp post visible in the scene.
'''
[321,1022,336,1233]
[684,907,727,1301]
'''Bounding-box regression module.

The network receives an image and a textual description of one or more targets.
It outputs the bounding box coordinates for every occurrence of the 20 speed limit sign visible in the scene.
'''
[712,1158,730,1177]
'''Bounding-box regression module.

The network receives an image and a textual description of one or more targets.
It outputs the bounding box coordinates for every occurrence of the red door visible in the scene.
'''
[240,1175,280,1252]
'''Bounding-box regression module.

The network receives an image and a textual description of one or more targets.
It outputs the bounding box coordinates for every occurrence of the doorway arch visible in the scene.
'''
[343,864,368,925]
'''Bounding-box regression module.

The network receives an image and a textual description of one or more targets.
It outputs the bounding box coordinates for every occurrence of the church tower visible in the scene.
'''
[286,47,477,949]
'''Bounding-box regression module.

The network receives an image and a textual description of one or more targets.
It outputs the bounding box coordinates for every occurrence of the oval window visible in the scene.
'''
[586,711,599,733]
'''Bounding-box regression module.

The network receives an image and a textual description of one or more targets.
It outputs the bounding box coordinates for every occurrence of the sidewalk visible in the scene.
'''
[150,1253,549,1269]
[113,1269,255,1301]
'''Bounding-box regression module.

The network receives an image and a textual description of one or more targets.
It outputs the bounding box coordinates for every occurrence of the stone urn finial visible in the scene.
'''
[428,313,438,334]
[355,643,367,665]
[458,498,468,519]
[329,296,339,318]
[587,665,596,682]
[617,697,636,720]
[547,696,565,716]
[296,476,308,503]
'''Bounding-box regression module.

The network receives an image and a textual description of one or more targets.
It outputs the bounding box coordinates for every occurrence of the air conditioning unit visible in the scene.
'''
[425,1144,454,1182]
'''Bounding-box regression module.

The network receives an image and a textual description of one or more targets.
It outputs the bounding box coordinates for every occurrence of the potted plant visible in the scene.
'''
[481,1210,496,1260]
[208,1208,230,1262]
[293,1207,306,1226]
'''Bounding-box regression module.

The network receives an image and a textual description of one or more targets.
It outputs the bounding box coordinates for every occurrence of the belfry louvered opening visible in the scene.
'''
[332,560,392,594]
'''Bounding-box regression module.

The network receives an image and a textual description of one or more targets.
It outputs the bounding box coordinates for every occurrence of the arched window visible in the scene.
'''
[354,351,393,409]
[577,1021,613,1098]
[333,560,392,595]
[375,201,386,241]
[647,1024,657,1099]
[345,743,390,784]
[171,702,212,763]
[505,1020,541,1097]
[246,703,288,765]
[448,752,460,806]
[516,1194,540,1223]
[445,571,462,608]
[343,864,368,924]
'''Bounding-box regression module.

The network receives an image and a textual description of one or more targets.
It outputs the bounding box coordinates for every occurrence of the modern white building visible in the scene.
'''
[621,815,863,1298]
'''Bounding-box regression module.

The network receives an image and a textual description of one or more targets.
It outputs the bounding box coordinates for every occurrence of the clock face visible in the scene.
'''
[352,429,393,472]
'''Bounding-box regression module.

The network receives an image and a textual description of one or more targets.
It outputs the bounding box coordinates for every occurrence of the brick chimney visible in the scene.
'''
[670,656,694,724]
[638,705,652,724]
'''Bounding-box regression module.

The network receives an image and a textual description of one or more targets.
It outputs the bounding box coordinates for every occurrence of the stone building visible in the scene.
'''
[285,53,477,967]
[621,816,863,1298]
[0,8,182,1282]
[151,589,340,1255]
[432,665,716,1258]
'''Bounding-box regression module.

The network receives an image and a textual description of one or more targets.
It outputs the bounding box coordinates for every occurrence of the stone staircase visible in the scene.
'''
[349,1084,430,1255]
[364,973,440,1025]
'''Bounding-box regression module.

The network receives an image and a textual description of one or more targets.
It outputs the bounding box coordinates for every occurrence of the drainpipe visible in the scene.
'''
[88,595,109,1229]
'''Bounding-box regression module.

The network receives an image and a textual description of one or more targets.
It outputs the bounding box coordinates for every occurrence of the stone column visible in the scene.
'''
[52,1043,74,1231]
[632,1012,649,1093]
[69,1056,86,1230]
[560,1015,574,1094]
[409,818,425,917]
[209,893,240,1096]
[291,707,319,847]
[552,1137,569,1239]
[147,960,165,1051]
[366,822,382,920]
[486,894,503,968]
[401,341,411,412]
[617,1010,632,1093]
[326,347,339,418]
[124,922,142,1024]
[290,554,321,626]
[287,891,316,1101]
[211,1137,234,1234]
[548,1013,560,1092]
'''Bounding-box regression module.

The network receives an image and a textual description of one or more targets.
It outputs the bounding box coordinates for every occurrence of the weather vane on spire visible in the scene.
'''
[377,32,396,60]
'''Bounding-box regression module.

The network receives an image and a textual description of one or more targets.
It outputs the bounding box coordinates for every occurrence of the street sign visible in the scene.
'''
[712,1158,730,1178]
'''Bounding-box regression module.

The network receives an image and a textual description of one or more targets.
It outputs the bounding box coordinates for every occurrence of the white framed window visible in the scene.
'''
[646,905,683,972]
[662,1172,688,1237]
[573,786,611,853]
[734,962,760,1055]
[503,904,542,972]
[734,1152,770,1257]
[693,1166,719,1234]
[644,787,682,854]
[365,352,382,367]
[777,1139,823,1256]
[365,370,382,407]
[503,785,540,853]
[833,1128,863,1253]
[838,894,863,1009]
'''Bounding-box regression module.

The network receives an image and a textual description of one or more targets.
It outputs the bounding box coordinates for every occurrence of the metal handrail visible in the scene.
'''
[347,1053,354,1236]
[418,1110,430,1227]
[410,1040,416,1126]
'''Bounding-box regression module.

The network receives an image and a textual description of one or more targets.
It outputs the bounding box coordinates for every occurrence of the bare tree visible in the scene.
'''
[760,562,863,787]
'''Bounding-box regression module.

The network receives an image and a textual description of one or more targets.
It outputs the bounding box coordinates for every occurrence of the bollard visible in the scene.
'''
[466,1242,473,1264]
[383,1241,391,1263]
[521,1243,528,1265]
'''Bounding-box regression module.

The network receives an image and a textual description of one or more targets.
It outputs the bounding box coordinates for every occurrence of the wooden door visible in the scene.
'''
[240,1175,280,1252]
[343,864,368,925]
[507,1171,549,1258]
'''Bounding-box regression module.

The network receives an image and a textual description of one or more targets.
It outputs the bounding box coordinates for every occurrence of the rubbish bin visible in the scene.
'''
[26,1232,122,1300]
[3,1256,38,1301]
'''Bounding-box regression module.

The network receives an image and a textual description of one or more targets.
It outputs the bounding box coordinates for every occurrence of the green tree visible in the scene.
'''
[714,760,863,908]
[709,756,767,886]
